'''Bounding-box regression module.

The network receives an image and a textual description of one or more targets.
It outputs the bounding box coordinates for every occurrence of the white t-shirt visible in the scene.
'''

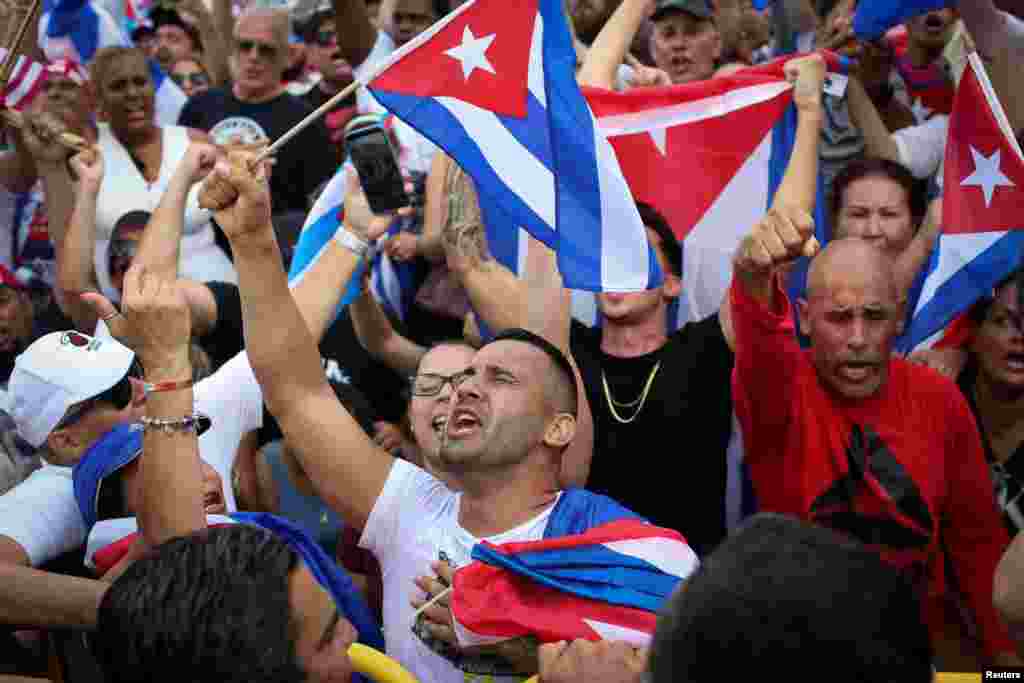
[361,459,559,683]
[354,31,440,175]
[894,114,948,184]
[0,351,263,566]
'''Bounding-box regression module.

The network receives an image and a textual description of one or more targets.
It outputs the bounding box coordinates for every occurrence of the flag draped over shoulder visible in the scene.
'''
[577,54,847,328]
[451,520,698,648]
[901,53,1024,352]
[360,0,660,293]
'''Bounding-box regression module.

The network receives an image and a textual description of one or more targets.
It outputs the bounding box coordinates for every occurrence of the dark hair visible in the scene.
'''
[637,202,682,277]
[94,525,305,683]
[648,513,933,683]
[968,266,1024,326]
[487,328,578,416]
[829,158,928,231]
[150,6,203,53]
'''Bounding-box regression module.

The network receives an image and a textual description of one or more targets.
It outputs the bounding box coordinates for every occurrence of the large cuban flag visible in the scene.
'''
[358,0,659,293]
[451,520,698,648]
[901,52,1024,352]
[577,54,846,328]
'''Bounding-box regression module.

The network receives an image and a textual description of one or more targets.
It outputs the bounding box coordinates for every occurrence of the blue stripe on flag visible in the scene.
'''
[498,93,554,170]
[369,89,559,249]
[471,543,681,613]
[902,231,1024,351]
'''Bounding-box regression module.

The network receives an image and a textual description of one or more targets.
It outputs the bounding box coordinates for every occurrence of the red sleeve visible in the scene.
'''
[940,388,1015,658]
[729,274,803,462]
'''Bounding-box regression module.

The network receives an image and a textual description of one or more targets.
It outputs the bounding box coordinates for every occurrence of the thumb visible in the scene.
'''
[80,291,117,321]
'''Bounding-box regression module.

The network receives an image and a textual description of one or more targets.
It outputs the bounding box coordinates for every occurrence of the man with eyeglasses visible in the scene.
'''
[178,7,336,216]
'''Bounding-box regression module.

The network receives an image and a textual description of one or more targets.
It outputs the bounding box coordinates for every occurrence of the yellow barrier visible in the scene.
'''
[349,643,419,683]
[935,674,982,683]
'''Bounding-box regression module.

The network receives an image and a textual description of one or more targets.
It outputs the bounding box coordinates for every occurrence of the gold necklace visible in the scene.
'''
[602,360,662,425]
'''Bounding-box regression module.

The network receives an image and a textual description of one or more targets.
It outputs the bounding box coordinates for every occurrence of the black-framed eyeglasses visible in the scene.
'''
[409,369,474,397]
[235,38,278,60]
[54,359,143,431]
[313,29,338,46]
[171,71,210,87]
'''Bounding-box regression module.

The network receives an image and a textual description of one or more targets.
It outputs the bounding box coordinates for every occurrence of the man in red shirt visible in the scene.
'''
[729,54,1017,664]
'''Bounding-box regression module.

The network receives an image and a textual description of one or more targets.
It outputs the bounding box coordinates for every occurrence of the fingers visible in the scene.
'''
[79,291,117,321]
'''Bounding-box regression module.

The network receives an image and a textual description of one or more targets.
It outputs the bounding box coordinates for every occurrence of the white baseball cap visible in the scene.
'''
[8,331,136,448]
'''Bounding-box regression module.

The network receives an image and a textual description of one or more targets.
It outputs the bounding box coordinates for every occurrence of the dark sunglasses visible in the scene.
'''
[313,29,338,46]
[171,71,210,87]
[55,359,144,430]
[235,38,278,59]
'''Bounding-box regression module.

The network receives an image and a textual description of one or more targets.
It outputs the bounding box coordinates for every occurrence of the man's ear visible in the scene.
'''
[45,428,80,467]
[543,413,576,450]
[796,298,811,336]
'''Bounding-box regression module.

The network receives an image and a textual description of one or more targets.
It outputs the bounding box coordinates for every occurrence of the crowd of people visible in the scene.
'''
[1,0,1024,681]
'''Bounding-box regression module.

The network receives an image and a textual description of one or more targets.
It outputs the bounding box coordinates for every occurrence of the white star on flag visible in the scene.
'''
[445,26,497,81]
[961,146,1015,207]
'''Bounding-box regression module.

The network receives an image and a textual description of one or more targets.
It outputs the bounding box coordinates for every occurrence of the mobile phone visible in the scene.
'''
[344,115,409,214]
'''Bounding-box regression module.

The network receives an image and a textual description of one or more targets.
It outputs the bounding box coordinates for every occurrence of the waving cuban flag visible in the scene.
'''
[902,52,1024,352]
[451,520,698,648]
[359,0,660,293]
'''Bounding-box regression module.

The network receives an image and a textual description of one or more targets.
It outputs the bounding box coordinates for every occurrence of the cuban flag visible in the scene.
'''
[358,0,660,293]
[0,49,47,112]
[576,54,847,328]
[451,520,697,648]
[901,53,1024,352]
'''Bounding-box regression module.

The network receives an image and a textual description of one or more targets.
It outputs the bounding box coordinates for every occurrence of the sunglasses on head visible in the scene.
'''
[235,38,278,59]
[55,359,144,431]
[171,71,210,86]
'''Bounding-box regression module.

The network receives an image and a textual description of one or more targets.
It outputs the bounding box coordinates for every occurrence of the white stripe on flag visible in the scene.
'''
[527,13,546,108]
[913,232,1006,318]
[582,619,653,646]
[602,537,700,580]
[681,132,774,324]
[571,289,599,327]
[593,109,654,292]
[436,95,557,227]
[969,52,1023,161]
[596,81,792,139]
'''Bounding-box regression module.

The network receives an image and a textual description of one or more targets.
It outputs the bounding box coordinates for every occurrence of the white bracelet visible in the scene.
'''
[334,225,369,258]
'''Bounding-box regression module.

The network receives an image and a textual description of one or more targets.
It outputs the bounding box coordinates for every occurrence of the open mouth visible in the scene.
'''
[1006,353,1024,372]
[923,13,947,31]
[838,361,875,382]
[433,408,481,439]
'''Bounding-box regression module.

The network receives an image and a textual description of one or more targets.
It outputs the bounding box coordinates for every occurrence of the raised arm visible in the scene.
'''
[204,151,394,531]
[0,563,104,630]
[57,148,104,331]
[332,0,380,68]
[350,284,426,377]
[177,0,231,91]
[576,0,652,89]
[119,266,206,546]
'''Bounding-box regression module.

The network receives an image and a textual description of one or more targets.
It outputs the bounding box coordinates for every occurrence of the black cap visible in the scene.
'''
[651,0,714,22]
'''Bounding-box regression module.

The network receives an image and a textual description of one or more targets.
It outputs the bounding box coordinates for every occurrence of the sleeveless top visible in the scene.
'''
[92,124,236,299]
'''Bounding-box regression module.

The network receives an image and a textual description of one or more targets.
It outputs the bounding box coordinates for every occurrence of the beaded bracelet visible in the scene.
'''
[139,413,211,434]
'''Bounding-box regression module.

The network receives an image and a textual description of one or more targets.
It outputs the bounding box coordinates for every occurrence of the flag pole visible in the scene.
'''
[964,49,1023,160]
[0,0,44,90]
[253,78,364,164]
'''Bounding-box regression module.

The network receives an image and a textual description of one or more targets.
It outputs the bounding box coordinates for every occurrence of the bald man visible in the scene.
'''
[729,216,1018,663]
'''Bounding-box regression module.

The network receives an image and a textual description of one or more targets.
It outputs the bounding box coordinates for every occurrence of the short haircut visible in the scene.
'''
[94,525,305,683]
[648,513,933,683]
[829,157,928,231]
[486,328,577,416]
[235,7,292,50]
[638,202,682,277]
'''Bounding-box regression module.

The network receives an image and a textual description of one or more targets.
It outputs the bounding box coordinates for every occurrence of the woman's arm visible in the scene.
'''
[56,149,104,331]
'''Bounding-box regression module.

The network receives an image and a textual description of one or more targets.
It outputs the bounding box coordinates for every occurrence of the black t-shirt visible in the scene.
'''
[198,281,245,372]
[302,86,354,167]
[570,314,735,556]
[179,89,336,215]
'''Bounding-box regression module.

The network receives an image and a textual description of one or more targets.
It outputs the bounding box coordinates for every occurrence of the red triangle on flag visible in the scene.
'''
[943,58,1024,235]
[368,0,536,119]
[588,83,791,242]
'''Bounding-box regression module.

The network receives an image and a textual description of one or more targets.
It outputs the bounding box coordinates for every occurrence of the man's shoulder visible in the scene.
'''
[891,356,967,405]
[546,488,644,538]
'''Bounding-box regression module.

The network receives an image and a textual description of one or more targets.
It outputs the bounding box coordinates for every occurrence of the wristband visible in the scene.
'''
[140,413,211,435]
[142,378,194,395]
[334,225,369,258]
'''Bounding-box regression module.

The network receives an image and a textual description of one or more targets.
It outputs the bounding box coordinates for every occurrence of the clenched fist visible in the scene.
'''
[734,205,819,275]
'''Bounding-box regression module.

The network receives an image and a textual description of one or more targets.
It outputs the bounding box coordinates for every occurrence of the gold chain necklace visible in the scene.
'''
[602,360,662,425]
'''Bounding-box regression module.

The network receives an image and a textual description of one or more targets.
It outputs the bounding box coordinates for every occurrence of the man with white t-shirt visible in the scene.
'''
[201,149,674,682]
